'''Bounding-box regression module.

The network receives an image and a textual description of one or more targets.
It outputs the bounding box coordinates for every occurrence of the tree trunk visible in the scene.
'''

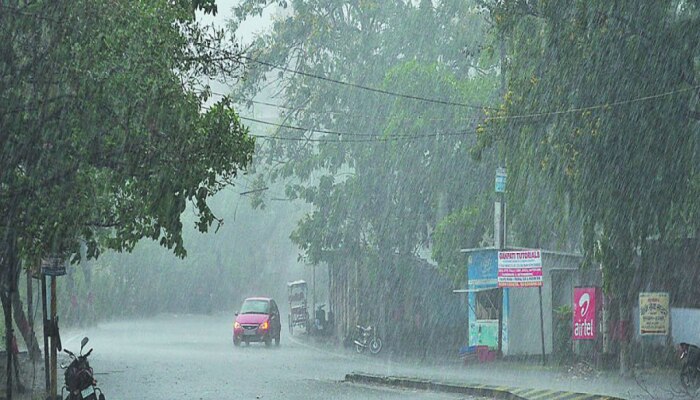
[0,239,19,400]
[12,287,41,361]
[618,299,633,377]
[1,289,14,400]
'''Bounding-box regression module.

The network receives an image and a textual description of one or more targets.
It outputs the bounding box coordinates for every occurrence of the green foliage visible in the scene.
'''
[477,1,699,300]
[553,304,574,365]
[0,0,254,264]
[233,1,501,281]
[432,206,490,284]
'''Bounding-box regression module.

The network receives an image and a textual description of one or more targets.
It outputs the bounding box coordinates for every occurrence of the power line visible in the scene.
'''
[1,6,62,23]
[211,80,700,124]
[485,84,700,121]
[247,132,440,143]
[206,83,700,143]
[203,103,479,142]
[209,90,472,123]
[239,115,476,141]
[241,55,490,110]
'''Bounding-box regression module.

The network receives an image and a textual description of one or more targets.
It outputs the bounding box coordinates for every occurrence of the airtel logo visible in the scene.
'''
[578,293,590,317]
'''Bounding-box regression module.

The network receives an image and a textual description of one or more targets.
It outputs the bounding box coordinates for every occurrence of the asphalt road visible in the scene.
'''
[57,313,472,400]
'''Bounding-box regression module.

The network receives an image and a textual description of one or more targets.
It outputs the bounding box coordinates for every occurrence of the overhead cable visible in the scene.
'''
[209,90,472,123]
[484,84,700,120]
[241,55,489,110]
[239,115,476,140]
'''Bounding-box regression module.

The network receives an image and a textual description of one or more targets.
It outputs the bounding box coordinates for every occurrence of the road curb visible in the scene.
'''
[344,372,627,400]
[345,372,527,400]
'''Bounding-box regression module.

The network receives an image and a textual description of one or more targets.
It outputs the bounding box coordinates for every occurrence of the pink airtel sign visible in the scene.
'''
[573,287,597,340]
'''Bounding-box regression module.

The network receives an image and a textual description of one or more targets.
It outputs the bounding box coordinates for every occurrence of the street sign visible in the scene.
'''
[41,257,66,276]
[497,250,542,288]
[495,167,507,193]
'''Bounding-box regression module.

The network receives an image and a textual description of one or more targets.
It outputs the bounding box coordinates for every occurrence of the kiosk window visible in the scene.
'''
[476,289,499,320]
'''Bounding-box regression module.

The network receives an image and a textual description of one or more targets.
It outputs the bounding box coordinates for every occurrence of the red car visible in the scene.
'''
[233,297,282,347]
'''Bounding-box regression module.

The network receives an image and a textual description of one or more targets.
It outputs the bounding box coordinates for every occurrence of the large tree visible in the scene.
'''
[0,1,254,395]
[231,0,501,343]
[477,0,699,374]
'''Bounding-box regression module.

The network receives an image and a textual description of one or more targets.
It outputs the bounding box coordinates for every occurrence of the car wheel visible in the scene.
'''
[275,334,280,346]
[264,335,272,347]
[233,337,241,347]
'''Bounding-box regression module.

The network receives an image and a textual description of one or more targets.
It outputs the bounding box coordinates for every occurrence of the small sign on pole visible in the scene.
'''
[497,250,542,288]
[495,167,507,193]
[41,257,66,277]
[639,292,670,336]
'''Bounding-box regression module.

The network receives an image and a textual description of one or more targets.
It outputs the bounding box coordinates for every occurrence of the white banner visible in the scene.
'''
[497,250,543,288]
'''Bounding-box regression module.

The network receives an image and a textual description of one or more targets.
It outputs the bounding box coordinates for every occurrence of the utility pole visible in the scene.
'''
[495,28,509,358]
[50,276,57,400]
[495,167,507,355]
[312,263,316,332]
[41,275,49,395]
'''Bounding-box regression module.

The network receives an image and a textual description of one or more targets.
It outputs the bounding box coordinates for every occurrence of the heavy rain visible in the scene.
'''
[0,1,698,400]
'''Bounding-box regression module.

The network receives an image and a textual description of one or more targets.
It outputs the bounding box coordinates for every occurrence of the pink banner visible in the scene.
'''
[573,287,597,340]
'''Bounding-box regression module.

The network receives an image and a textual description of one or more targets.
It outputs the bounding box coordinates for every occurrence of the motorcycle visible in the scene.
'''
[61,337,106,400]
[353,325,382,355]
[679,342,700,393]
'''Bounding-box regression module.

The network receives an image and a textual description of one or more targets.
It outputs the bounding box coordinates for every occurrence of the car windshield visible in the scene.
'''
[240,300,269,314]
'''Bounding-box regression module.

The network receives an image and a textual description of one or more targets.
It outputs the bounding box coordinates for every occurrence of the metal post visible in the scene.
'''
[497,288,503,354]
[539,286,546,366]
[496,178,506,356]
[50,276,57,399]
[41,275,49,394]
[312,263,316,330]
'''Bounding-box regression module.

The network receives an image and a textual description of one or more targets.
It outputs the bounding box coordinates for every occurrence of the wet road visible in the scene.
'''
[59,313,472,399]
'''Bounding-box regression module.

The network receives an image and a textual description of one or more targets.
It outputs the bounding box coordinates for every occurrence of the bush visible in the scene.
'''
[553,305,574,365]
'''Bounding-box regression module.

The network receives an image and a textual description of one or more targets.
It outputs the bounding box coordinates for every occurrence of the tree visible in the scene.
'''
[477,0,699,374]
[0,1,254,395]
[232,0,501,344]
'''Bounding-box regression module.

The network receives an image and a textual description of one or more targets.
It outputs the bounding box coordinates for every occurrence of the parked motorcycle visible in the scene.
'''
[353,325,382,354]
[679,342,700,393]
[62,337,106,400]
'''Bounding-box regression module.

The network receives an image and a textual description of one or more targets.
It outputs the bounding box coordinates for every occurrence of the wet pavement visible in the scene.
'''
[12,313,476,399]
[3,312,679,400]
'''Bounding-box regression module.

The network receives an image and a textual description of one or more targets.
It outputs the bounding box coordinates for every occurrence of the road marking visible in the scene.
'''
[521,389,556,398]
[543,391,584,400]
[528,390,560,400]
[511,390,612,400]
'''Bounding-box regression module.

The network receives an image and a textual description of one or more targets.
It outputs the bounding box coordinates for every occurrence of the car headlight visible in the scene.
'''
[234,322,241,329]
[260,321,269,330]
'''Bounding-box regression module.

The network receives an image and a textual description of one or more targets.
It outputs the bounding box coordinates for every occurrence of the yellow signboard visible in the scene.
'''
[639,292,670,336]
